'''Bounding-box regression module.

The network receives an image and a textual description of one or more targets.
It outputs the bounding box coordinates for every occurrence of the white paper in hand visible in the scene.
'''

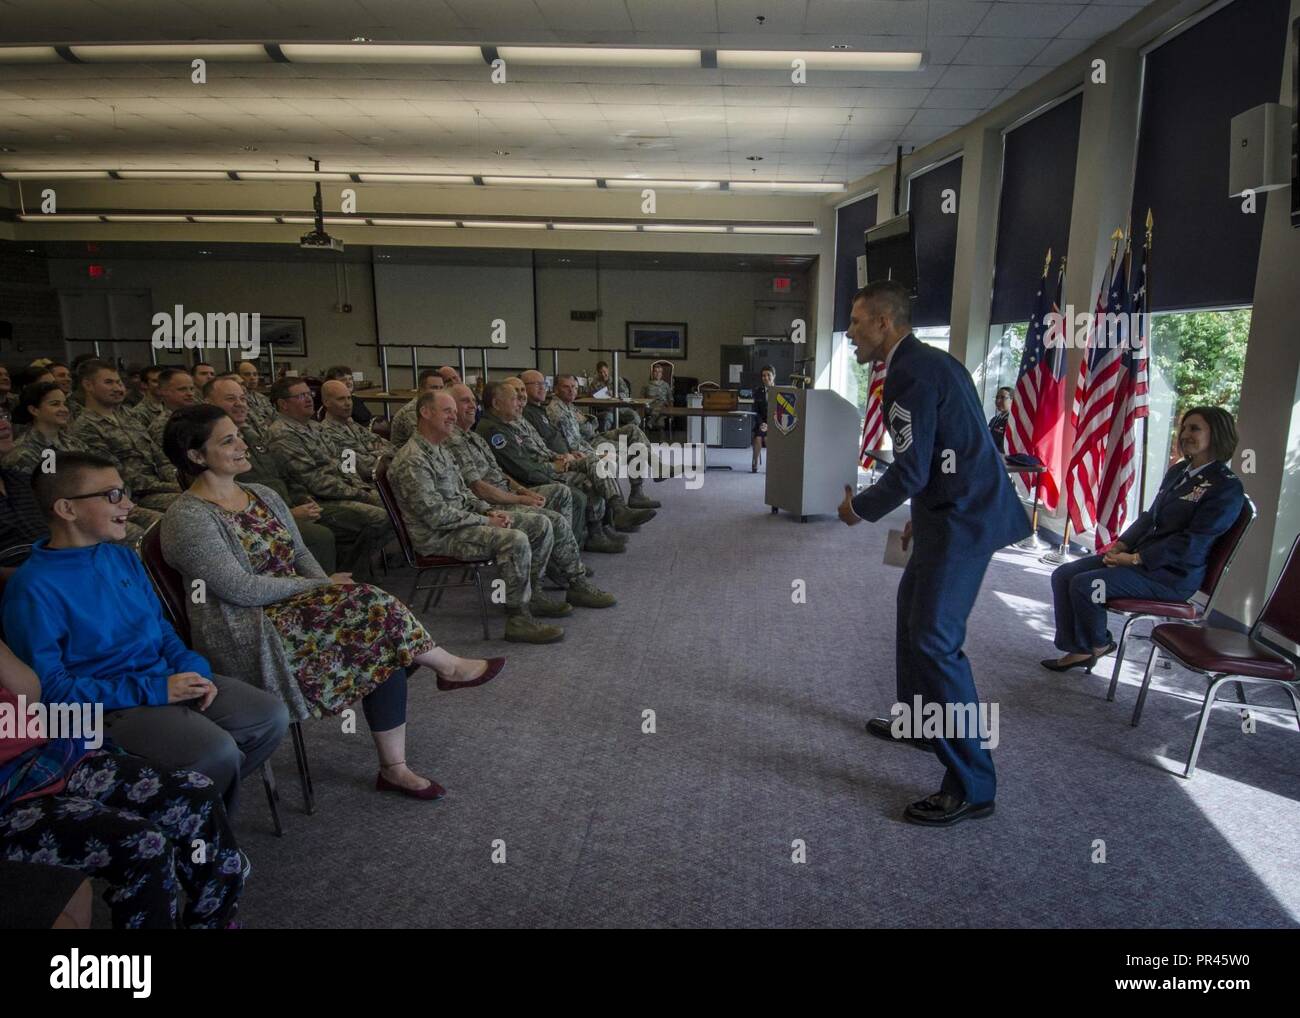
[884,528,913,568]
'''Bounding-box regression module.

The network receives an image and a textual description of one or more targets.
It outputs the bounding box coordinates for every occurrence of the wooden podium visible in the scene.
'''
[763,387,861,521]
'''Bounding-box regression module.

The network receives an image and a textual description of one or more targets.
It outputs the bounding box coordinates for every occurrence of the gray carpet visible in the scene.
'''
[231,446,1300,928]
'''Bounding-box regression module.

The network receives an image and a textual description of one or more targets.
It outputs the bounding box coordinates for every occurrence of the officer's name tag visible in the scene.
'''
[884,529,912,568]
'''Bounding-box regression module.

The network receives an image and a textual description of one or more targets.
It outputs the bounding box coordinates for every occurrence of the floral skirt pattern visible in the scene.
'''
[265,582,435,717]
[0,751,242,929]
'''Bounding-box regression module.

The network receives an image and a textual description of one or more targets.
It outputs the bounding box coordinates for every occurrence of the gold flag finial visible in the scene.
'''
[1043,247,1053,276]
[1145,207,1153,244]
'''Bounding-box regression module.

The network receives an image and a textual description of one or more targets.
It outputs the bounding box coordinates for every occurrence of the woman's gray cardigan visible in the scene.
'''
[160,483,332,722]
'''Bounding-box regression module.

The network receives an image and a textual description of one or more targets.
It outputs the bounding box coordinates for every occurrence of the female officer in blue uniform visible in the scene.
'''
[839,281,1030,828]
[751,365,773,473]
[1043,406,1244,673]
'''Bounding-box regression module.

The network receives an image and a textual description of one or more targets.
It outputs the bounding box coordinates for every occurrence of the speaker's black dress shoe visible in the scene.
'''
[865,717,934,752]
[903,792,995,827]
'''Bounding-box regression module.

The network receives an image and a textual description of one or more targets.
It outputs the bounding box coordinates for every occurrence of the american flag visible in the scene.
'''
[859,359,889,467]
[1065,244,1126,538]
[1092,240,1150,548]
[1006,252,1067,510]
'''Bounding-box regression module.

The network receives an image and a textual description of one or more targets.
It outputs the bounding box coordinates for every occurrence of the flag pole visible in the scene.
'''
[1016,248,1055,551]
[1137,209,1153,507]
[1042,253,1078,564]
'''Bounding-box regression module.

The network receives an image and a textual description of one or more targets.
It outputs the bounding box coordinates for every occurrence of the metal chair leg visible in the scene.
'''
[1184,675,1232,778]
[262,761,285,837]
[290,721,315,815]
[1131,645,1162,727]
[474,567,491,639]
[1233,681,1248,704]
[1107,613,1144,701]
[1282,683,1300,733]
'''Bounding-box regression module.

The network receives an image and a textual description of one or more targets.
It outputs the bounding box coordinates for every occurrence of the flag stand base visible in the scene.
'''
[1041,543,1076,564]
[1016,533,1051,551]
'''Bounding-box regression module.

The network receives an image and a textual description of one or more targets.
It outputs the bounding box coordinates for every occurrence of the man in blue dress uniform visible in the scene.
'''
[837,281,1030,826]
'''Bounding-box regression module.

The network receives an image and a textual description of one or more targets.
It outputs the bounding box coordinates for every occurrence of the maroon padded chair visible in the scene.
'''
[139,523,294,832]
[1133,531,1300,778]
[373,456,495,639]
[1105,496,1256,702]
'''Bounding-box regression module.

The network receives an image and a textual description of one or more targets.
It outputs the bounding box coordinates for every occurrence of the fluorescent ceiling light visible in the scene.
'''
[191,215,280,223]
[279,216,362,225]
[235,171,353,182]
[718,50,924,71]
[280,44,481,64]
[481,176,596,188]
[368,218,458,227]
[604,179,719,191]
[732,225,820,235]
[357,173,476,185]
[497,46,699,68]
[642,224,729,233]
[69,44,270,62]
[0,46,60,63]
[728,181,845,193]
[103,214,190,222]
[18,214,104,222]
[2,170,112,180]
[461,220,549,229]
[552,222,639,232]
[116,170,231,180]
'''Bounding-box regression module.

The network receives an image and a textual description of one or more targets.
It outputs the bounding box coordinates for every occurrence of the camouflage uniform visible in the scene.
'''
[128,397,168,433]
[591,375,641,429]
[444,425,586,580]
[69,407,181,511]
[546,396,660,498]
[641,378,673,429]
[245,389,275,428]
[321,415,393,481]
[235,423,337,572]
[388,433,554,609]
[475,409,614,525]
[267,413,393,569]
[388,396,420,449]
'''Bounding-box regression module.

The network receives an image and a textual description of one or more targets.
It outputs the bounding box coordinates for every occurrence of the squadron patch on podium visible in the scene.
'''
[773,391,798,435]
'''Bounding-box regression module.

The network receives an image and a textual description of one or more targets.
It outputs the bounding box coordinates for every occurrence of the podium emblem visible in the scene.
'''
[773,391,798,434]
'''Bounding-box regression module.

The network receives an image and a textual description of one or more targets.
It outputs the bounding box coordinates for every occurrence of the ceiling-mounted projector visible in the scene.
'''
[298,158,342,252]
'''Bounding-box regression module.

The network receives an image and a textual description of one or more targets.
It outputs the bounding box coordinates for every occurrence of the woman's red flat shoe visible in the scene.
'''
[436,656,506,692]
[375,772,446,800]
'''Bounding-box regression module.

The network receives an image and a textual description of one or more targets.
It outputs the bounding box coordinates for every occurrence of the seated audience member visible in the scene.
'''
[590,359,640,430]
[8,366,56,432]
[389,368,445,448]
[323,364,374,425]
[0,365,16,414]
[68,360,181,512]
[121,364,146,407]
[205,375,337,572]
[642,362,673,431]
[44,361,78,424]
[0,860,91,929]
[751,365,774,474]
[1042,407,1246,672]
[0,411,49,570]
[438,365,461,386]
[319,379,393,480]
[443,383,618,596]
[192,361,217,390]
[1,452,289,814]
[267,377,394,570]
[479,379,653,545]
[128,364,167,430]
[146,366,199,445]
[2,381,86,474]
[389,391,570,644]
[988,387,1012,453]
[0,637,245,929]
[538,371,661,509]
[161,405,502,798]
[237,360,275,427]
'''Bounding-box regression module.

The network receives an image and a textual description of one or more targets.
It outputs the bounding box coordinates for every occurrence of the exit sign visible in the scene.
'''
[772,277,791,294]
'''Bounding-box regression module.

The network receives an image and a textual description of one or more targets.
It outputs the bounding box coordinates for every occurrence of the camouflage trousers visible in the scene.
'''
[557,457,621,520]
[534,481,588,550]
[597,422,651,450]
[317,500,394,570]
[423,511,554,608]
[510,509,584,584]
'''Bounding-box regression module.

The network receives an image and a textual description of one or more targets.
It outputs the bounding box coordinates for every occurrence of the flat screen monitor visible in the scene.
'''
[864,211,918,295]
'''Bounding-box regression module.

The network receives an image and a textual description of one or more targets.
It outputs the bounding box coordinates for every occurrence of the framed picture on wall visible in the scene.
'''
[259,315,308,358]
[626,321,687,359]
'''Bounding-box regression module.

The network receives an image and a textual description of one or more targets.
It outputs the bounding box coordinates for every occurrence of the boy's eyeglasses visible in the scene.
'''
[65,486,131,505]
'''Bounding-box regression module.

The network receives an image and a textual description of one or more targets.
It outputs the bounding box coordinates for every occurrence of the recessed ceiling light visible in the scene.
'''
[746,155,763,161]
[493,150,510,157]
[241,145,259,152]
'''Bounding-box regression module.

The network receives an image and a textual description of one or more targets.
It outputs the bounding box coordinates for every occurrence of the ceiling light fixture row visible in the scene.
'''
[0,41,924,72]
[9,211,819,235]
[0,170,846,193]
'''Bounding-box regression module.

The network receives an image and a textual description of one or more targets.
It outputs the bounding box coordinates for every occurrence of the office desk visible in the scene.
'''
[658,406,755,471]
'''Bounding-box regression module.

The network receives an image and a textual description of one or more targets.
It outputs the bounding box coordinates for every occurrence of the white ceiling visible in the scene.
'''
[0,1,1152,181]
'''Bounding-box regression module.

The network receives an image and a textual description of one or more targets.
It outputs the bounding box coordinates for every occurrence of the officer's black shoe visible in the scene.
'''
[903,792,995,828]
[865,717,934,752]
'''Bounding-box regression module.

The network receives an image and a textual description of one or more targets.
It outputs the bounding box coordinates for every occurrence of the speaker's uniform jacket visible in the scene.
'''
[850,334,1030,804]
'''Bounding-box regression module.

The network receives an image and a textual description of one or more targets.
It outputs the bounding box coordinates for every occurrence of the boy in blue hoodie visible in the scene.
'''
[1,452,288,814]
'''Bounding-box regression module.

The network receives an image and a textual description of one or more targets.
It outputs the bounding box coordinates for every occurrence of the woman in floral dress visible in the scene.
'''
[159,405,504,801]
